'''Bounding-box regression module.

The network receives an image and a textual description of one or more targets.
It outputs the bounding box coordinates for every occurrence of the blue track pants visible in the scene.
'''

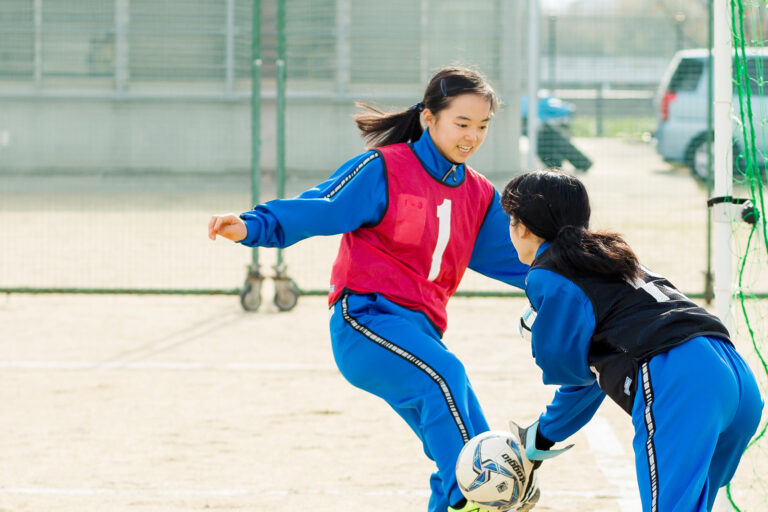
[631,336,763,511]
[330,293,490,512]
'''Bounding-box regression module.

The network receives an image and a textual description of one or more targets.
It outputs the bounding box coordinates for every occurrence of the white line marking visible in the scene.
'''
[0,486,630,499]
[583,412,641,512]
[0,361,525,372]
[0,488,253,496]
[0,361,337,371]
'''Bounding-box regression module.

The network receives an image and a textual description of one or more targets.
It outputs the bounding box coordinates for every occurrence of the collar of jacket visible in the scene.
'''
[525,241,552,287]
[536,241,551,258]
[410,129,466,185]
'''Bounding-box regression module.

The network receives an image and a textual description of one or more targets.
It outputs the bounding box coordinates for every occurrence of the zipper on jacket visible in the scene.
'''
[441,163,457,183]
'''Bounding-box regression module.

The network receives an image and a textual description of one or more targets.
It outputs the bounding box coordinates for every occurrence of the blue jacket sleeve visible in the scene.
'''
[526,267,605,443]
[237,151,386,248]
[526,267,597,386]
[537,383,606,443]
[467,190,528,289]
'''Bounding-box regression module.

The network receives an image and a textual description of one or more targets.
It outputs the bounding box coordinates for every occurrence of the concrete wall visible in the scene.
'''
[0,97,251,174]
[0,96,522,184]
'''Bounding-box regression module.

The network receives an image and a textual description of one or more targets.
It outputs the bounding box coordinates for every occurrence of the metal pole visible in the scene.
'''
[596,83,604,137]
[704,0,715,303]
[420,0,429,85]
[275,0,287,267]
[500,0,523,179]
[269,0,300,311]
[526,0,540,170]
[114,0,128,95]
[335,0,350,96]
[34,0,42,87]
[250,0,262,269]
[225,0,235,95]
[713,0,733,331]
[548,15,556,89]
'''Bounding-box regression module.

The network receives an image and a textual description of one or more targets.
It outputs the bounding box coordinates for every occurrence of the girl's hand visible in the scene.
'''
[208,214,247,242]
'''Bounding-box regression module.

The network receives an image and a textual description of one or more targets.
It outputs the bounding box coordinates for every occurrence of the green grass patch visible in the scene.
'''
[570,116,657,141]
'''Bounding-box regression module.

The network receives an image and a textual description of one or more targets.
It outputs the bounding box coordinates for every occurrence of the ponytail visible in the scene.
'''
[548,225,641,281]
[502,170,641,281]
[354,102,424,148]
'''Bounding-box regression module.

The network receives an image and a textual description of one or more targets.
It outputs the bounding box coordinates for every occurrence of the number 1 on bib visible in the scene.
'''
[428,199,452,281]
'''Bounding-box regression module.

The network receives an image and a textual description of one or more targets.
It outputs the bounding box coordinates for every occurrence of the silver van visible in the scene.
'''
[653,48,767,180]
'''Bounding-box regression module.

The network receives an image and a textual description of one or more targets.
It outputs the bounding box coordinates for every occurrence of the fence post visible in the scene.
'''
[275,0,286,268]
[419,0,429,84]
[250,0,262,269]
[335,0,349,96]
[34,0,42,87]
[526,0,540,169]
[115,0,128,96]
[704,1,714,303]
[595,83,605,137]
[225,0,235,95]
[548,15,557,89]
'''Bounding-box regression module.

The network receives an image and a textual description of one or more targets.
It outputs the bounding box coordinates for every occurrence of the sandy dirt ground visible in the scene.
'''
[0,293,643,512]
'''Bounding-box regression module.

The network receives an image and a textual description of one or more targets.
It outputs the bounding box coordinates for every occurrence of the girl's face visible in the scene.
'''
[423,93,491,164]
[509,218,543,265]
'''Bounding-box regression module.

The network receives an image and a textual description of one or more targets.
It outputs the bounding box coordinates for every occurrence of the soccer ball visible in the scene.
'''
[455,430,537,511]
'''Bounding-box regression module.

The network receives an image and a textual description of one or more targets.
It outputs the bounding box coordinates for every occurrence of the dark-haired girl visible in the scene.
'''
[502,170,763,512]
[209,66,529,512]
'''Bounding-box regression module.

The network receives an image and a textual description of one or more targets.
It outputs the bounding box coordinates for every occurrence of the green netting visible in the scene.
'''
[725,1,768,510]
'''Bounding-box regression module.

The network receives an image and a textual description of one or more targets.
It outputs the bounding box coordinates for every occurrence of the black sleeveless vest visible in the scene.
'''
[530,251,731,414]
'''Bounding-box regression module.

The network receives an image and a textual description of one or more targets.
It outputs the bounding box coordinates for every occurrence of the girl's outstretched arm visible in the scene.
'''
[211,150,387,248]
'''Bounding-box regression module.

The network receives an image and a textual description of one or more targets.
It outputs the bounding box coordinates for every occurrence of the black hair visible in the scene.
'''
[354,65,499,148]
[501,170,641,281]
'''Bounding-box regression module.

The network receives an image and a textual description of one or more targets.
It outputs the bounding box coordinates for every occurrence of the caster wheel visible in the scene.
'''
[240,275,263,312]
[273,277,300,312]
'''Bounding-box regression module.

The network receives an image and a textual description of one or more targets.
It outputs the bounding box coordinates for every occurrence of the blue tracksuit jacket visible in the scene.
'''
[525,242,763,512]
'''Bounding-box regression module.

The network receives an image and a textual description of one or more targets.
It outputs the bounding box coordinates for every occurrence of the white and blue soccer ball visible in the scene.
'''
[455,430,538,511]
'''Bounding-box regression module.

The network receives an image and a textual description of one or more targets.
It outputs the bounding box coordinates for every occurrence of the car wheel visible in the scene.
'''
[686,135,710,181]
[686,135,746,181]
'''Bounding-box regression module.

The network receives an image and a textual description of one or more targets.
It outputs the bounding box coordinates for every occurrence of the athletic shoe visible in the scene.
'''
[448,501,500,512]
[447,488,540,512]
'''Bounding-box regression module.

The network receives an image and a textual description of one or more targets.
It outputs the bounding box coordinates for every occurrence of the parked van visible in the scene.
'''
[653,48,767,180]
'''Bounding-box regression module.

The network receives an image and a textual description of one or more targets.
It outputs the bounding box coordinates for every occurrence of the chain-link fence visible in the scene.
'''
[0,0,727,300]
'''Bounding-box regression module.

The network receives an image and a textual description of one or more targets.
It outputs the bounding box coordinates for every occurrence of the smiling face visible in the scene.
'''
[422,93,492,164]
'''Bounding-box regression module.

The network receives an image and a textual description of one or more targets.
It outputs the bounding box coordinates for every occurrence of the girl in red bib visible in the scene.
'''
[209,66,529,512]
